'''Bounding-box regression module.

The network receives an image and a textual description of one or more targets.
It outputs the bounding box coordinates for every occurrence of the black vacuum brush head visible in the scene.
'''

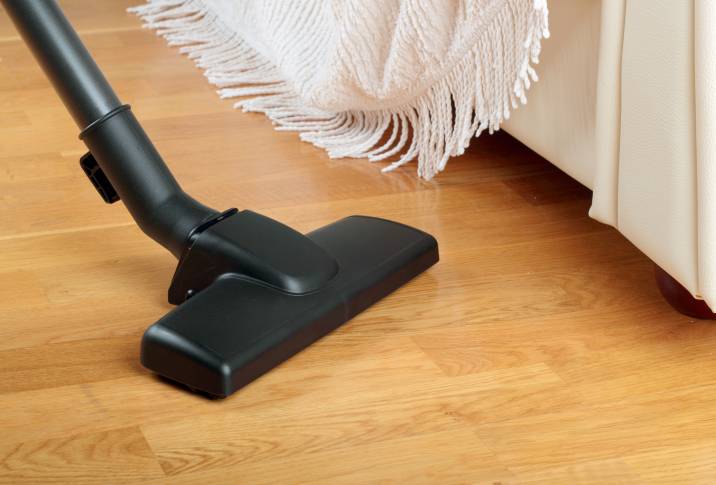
[142,213,438,397]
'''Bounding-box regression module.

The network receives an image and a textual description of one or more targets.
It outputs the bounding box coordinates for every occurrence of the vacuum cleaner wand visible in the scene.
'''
[3,0,438,397]
[2,0,217,257]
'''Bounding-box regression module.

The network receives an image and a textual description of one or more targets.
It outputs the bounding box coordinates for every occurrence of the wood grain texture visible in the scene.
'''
[0,427,165,484]
[0,1,712,483]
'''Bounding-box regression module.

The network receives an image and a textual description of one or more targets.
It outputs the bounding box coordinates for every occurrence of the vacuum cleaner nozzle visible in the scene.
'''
[144,212,438,397]
[3,0,438,398]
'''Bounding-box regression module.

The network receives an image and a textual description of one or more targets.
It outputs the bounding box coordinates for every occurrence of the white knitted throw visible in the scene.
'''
[130,0,549,179]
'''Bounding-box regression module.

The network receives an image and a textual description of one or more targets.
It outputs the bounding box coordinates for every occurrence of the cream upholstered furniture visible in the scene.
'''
[503,0,715,316]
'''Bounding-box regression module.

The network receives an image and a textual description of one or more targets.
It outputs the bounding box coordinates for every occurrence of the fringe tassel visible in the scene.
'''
[130,0,549,180]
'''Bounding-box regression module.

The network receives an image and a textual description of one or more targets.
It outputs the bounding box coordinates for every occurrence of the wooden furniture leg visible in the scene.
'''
[655,265,716,319]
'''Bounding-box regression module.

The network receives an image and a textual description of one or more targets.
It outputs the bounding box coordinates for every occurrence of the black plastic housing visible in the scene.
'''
[168,210,340,304]
[142,216,438,397]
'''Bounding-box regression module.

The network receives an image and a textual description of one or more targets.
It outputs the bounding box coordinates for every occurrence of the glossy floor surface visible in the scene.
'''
[1,2,714,484]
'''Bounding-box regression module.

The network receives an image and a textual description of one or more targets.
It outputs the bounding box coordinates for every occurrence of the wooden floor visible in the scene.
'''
[1,2,715,483]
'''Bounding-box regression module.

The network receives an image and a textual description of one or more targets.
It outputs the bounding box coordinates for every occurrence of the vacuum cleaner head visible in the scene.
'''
[142,212,438,397]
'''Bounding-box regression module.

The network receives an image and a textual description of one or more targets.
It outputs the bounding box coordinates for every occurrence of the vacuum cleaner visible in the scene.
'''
[2,0,438,398]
